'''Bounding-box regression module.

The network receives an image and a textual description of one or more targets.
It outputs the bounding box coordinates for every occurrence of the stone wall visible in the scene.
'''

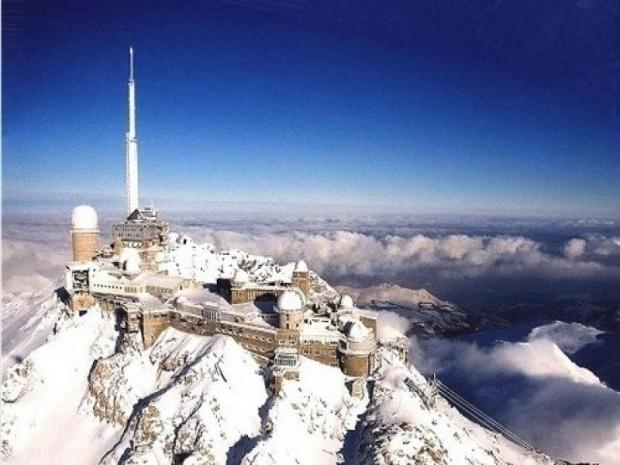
[230,287,282,305]
[167,311,278,359]
[276,329,300,348]
[135,305,378,379]
[219,322,277,358]
[278,310,304,330]
[291,271,309,297]
[72,230,99,262]
[301,340,339,367]
[142,312,171,347]
[341,352,372,377]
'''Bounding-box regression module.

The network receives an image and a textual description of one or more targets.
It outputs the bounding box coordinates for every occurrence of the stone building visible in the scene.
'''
[112,207,170,271]
[71,205,100,263]
[291,260,310,297]
[338,320,377,377]
[217,265,308,306]
[64,205,379,384]
[276,290,305,330]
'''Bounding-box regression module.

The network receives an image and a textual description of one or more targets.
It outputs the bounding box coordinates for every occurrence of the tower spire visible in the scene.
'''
[129,46,134,81]
[125,47,139,215]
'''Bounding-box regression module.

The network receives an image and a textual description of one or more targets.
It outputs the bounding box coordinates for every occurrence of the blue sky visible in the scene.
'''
[3,0,619,217]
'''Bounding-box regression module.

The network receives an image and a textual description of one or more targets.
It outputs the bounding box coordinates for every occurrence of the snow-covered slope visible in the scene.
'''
[2,307,121,464]
[339,284,496,337]
[240,358,363,465]
[1,284,65,376]
[1,290,557,465]
[98,329,267,465]
[160,234,339,305]
[356,349,553,465]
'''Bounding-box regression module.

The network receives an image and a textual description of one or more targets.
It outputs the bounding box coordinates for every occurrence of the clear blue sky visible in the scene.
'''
[3,0,619,217]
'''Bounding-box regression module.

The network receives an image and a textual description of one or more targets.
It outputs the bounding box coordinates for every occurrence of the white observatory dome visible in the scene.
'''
[277,290,304,313]
[120,248,141,274]
[340,294,354,309]
[71,205,98,230]
[294,260,308,272]
[346,321,370,342]
[232,269,249,286]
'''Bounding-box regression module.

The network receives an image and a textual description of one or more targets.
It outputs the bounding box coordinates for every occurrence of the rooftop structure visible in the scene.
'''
[71,205,99,263]
[71,205,98,230]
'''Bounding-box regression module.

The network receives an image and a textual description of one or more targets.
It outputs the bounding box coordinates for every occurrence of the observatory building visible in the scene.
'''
[64,48,379,388]
[71,205,99,262]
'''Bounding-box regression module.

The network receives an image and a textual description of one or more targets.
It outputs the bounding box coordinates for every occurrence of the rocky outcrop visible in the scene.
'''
[98,330,268,465]
[2,360,35,403]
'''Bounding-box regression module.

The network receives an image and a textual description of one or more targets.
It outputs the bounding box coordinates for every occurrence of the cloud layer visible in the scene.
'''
[197,230,620,293]
[3,212,620,302]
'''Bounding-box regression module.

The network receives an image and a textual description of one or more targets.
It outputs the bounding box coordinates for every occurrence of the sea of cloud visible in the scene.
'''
[3,210,620,302]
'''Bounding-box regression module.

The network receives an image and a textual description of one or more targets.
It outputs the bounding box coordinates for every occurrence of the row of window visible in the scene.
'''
[302,339,339,346]
[93,283,123,291]
[302,348,337,356]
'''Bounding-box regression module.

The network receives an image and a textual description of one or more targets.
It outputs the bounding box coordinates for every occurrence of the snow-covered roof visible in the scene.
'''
[301,317,341,341]
[132,273,188,289]
[277,290,304,312]
[346,321,370,342]
[119,248,141,273]
[176,288,229,308]
[138,294,170,311]
[71,205,98,230]
[340,294,354,309]
[232,269,249,286]
[294,260,308,272]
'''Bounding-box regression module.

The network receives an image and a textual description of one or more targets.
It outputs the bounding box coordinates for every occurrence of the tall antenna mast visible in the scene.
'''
[125,46,139,215]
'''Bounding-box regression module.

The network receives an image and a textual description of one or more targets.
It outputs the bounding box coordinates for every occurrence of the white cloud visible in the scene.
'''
[2,239,69,295]
[564,238,587,259]
[488,338,601,385]
[4,213,620,298]
[198,230,619,283]
[414,325,620,465]
[528,320,603,354]
[376,311,411,343]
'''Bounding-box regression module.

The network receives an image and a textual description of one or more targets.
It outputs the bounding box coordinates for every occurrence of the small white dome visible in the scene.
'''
[71,205,98,230]
[347,321,369,342]
[120,248,141,273]
[277,290,304,312]
[232,269,249,286]
[294,260,308,272]
[340,294,354,309]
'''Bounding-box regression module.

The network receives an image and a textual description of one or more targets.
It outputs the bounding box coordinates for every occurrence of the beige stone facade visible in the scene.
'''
[231,287,283,305]
[142,311,171,347]
[340,352,374,377]
[291,270,310,297]
[278,310,304,331]
[301,340,339,367]
[72,230,99,262]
